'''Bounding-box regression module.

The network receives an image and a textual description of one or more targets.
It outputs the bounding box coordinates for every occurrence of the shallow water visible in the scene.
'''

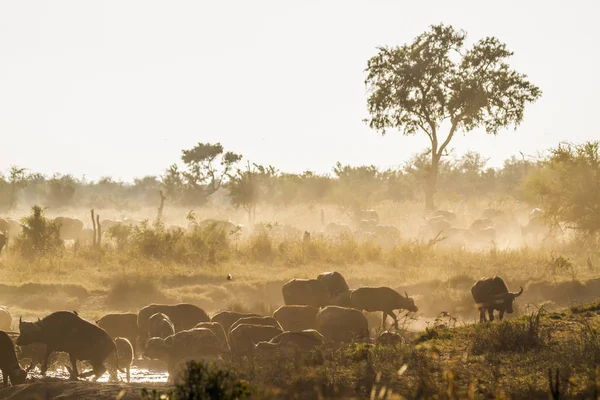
[29,364,170,384]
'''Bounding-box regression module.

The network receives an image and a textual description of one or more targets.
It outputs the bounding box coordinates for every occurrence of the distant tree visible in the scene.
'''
[227,162,277,226]
[180,142,242,205]
[364,23,542,209]
[45,174,77,209]
[332,162,380,210]
[162,164,185,202]
[525,141,600,237]
[7,166,28,211]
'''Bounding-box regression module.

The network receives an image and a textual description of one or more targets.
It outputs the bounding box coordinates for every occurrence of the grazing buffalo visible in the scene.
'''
[317,271,349,298]
[282,279,330,308]
[482,208,505,220]
[471,276,524,322]
[17,311,123,381]
[96,313,138,356]
[148,313,175,340]
[137,304,210,349]
[0,331,28,387]
[211,311,260,334]
[145,328,220,377]
[114,337,134,383]
[350,287,418,329]
[0,218,21,238]
[273,305,319,332]
[255,330,325,353]
[54,217,84,241]
[433,210,457,222]
[315,306,369,343]
[228,324,283,357]
[469,218,494,231]
[229,316,282,335]
[194,322,229,352]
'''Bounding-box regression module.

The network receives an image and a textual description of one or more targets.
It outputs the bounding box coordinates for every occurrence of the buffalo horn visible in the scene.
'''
[19,316,22,324]
[404,291,409,299]
[512,286,524,297]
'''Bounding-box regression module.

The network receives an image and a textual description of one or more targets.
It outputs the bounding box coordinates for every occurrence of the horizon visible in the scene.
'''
[1,1,598,182]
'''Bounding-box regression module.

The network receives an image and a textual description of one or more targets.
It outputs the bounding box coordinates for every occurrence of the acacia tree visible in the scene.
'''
[364,24,542,209]
[178,142,242,205]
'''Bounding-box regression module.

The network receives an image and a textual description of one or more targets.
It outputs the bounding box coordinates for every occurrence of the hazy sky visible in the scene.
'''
[1,1,598,182]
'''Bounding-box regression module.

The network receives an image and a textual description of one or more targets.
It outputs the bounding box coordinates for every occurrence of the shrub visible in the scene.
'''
[471,306,549,354]
[141,360,253,400]
[13,205,63,258]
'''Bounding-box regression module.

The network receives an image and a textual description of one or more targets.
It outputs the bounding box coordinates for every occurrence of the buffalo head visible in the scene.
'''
[16,317,43,347]
[494,286,523,313]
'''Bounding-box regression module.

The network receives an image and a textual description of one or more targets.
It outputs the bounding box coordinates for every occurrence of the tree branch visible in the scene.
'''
[437,117,460,157]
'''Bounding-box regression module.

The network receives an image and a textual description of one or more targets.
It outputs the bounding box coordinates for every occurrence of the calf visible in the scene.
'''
[0,331,28,387]
[17,311,123,381]
[471,276,523,322]
[96,313,138,357]
[114,337,134,383]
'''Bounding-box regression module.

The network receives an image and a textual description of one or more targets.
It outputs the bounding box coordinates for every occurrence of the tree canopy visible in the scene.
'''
[364,23,542,209]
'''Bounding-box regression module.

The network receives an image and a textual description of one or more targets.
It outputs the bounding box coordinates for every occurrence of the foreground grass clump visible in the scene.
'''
[470,307,549,354]
[141,361,254,400]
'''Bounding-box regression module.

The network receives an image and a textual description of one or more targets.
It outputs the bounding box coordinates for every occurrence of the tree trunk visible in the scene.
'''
[425,154,440,211]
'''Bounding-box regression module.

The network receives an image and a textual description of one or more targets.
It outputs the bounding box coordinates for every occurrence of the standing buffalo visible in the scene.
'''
[350,287,418,329]
[273,305,319,332]
[228,324,283,357]
[211,311,260,334]
[282,279,330,308]
[316,271,349,298]
[471,276,523,322]
[96,313,138,357]
[315,306,369,343]
[0,233,6,255]
[137,304,210,349]
[17,311,123,381]
[148,313,175,340]
[53,217,84,241]
[228,316,282,335]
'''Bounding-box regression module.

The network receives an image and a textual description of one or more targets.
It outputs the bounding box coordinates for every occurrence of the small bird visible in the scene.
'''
[227,274,232,281]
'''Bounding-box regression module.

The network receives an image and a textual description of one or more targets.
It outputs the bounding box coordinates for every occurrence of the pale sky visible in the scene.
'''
[0,1,597,182]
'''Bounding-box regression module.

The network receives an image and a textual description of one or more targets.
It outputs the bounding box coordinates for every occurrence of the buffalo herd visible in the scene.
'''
[0,271,526,387]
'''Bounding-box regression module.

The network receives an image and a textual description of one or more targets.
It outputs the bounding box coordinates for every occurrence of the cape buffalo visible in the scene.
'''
[148,312,175,340]
[273,305,319,332]
[194,322,229,352]
[17,311,123,381]
[228,316,282,335]
[471,276,523,322]
[254,330,325,353]
[96,313,138,357]
[315,306,369,343]
[228,324,282,357]
[137,303,210,350]
[114,337,134,383]
[317,271,350,298]
[350,287,418,329]
[282,279,330,308]
[211,311,260,334]
[145,328,221,377]
[0,331,28,387]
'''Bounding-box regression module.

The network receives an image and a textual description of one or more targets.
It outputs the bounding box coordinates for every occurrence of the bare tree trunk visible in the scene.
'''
[96,215,102,248]
[90,209,97,248]
[157,190,166,223]
[425,154,440,211]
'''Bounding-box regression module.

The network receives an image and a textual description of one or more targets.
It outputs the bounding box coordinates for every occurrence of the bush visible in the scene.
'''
[471,307,549,354]
[141,361,253,400]
[13,205,63,258]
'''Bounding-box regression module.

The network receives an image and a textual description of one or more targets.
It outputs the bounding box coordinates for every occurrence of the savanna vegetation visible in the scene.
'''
[2,24,600,399]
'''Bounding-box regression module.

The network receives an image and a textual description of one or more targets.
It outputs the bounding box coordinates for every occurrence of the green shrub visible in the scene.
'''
[471,307,549,354]
[13,205,63,258]
[141,360,253,400]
